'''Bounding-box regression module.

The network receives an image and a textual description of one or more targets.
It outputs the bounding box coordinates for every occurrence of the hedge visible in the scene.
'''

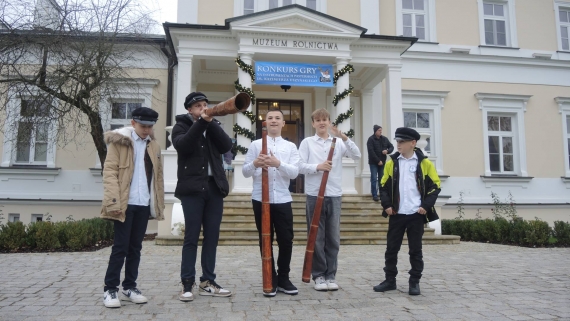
[442,218,570,247]
[0,218,114,252]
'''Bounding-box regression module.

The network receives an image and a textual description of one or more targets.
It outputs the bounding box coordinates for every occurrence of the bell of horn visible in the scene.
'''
[203,93,251,117]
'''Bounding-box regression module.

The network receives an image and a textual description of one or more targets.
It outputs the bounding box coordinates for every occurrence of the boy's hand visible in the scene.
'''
[253,154,267,168]
[330,125,347,141]
[382,150,388,155]
[385,207,396,215]
[200,112,213,122]
[378,161,383,166]
[317,160,332,172]
[418,207,427,215]
[265,151,281,168]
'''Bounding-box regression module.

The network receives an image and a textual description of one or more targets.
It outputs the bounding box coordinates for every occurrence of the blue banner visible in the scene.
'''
[255,61,334,87]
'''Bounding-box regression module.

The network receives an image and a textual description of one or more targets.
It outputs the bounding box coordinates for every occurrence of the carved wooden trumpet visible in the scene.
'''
[203,92,251,117]
[261,121,273,293]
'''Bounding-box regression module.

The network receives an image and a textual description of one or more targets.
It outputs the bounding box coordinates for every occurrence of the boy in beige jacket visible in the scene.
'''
[100,107,164,308]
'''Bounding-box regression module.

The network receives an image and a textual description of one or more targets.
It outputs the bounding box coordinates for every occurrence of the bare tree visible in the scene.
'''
[0,0,165,167]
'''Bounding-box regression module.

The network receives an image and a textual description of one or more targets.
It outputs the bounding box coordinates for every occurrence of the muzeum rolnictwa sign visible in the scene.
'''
[255,61,334,87]
[252,38,340,50]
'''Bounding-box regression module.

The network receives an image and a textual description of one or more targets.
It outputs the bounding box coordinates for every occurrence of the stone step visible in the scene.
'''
[222,202,382,210]
[219,213,388,221]
[155,234,460,246]
[220,220,389,229]
[225,193,376,203]
[222,209,383,216]
[213,227,431,237]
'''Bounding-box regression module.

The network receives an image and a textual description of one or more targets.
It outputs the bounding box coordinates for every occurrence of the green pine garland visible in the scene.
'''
[233,123,256,141]
[234,79,256,105]
[243,110,256,124]
[344,129,355,138]
[333,64,354,84]
[332,107,354,126]
[233,143,248,155]
[236,57,256,81]
[332,84,354,106]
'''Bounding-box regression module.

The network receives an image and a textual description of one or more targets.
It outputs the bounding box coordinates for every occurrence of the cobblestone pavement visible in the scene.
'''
[1,242,569,321]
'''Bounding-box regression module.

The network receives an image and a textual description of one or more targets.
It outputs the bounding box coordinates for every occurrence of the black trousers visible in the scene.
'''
[383,213,425,283]
[179,179,224,282]
[104,205,150,292]
[252,200,294,284]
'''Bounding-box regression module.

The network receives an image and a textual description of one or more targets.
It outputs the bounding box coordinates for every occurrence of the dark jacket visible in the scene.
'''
[379,148,441,222]
[367,134,394,165]
[172,114,233,198]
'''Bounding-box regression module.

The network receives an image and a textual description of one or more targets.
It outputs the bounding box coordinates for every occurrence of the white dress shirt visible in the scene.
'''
[298,134,361,197]
[397,153,421,214]
[128,130,151,206]
[243,136,300,204]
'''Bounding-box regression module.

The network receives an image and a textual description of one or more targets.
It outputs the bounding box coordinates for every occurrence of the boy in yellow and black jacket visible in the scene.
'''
[373,127,441,296]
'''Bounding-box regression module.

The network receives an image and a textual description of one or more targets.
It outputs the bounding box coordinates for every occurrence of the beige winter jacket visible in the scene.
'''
[100,127,165,222]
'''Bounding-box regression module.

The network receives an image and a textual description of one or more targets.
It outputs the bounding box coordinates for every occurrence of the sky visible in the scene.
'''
[145,0,178,33]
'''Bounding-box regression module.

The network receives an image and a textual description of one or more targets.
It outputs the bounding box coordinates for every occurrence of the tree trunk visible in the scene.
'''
[87,110,107,169]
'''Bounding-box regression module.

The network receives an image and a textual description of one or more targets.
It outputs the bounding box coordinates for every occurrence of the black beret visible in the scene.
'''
[132,107,158,125]
[394,127,420,141]
[184,92,209,109]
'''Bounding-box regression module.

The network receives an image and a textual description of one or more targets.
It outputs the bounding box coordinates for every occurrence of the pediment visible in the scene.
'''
[228,5,365,36]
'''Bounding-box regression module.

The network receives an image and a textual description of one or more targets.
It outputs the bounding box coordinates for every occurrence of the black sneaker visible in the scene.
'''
[373,196,379,202]
[277,278,298,295]
[263,287,277,297]
[409,282,421,295]
[373,279,396,292]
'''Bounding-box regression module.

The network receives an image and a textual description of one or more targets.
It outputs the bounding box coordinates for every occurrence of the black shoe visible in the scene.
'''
[277,278,298,295]
[409,282,421,295]
[373,196,379,202]
[373,279,396,292]
[263,287,277,297]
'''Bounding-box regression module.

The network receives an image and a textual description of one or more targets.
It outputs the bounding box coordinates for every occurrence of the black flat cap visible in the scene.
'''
[394,127,420,141]
[132,107,158,125]
[184,92,209,109]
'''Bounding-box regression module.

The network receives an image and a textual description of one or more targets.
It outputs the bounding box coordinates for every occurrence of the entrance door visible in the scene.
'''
[256,99,304,193]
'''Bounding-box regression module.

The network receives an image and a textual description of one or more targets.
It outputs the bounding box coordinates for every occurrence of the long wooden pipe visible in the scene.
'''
[203,92,251,117]
[302,137,337,283]
[261,121,273,293]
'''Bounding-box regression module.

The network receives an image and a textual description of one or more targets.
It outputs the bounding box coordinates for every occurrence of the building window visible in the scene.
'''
[487,115,514,173]
[556,97,570,177]
[396,0,436,42]
[8,214,20,222]
[244,0,254,14]
[404,111,431,152]
[556,2,570,51]
[477,0,517,47]
[475,93,530,177]
[110,101,142,130]
[31,214,43,222]
[566,115,570,170]
[402,90,448,174]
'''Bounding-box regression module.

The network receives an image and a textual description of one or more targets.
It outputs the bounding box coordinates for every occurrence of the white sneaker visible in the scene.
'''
[179,282,195,302]
[326,279,339,291]
[103,290,121,308]
[199,280,232,297]
[121,288,148,304]
[314,276,328,291]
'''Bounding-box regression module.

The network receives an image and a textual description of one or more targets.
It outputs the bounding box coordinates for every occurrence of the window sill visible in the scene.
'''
[0,166,61,182]
[480,175,533,188]
[416,41,439,45]
[439,175,449,182]
[90,167,103,176]
[562,177,570,189]
[479,45,520,50]
[556,50,570,54]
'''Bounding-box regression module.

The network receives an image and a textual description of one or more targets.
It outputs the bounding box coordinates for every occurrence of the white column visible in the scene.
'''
[175,54,193,122]
[386,64,404,142]
[360,89,374,194]
[335,57,357,194]
[231,52,254,193]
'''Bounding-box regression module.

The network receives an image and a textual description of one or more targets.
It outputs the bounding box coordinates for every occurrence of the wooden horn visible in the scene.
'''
[203,92,251,117]
[261,121,273,293]
[302,137,337,283]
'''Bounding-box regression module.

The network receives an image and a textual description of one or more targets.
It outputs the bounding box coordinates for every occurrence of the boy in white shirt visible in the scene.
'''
[298,108,361,291]
[243,109,300,297]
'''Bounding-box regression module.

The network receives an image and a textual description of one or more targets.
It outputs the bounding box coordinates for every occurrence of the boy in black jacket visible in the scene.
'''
[171,92,233,301]
[373,127,441,296]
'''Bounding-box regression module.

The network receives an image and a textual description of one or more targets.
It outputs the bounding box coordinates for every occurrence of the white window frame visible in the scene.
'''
[396,0,437,42]
[109,100,144,130]
[1,93,58,168]
[96,79,158,168]
[486,114,516,174]
[475,93,531,177]
[555,1,570,51]
[477,0,517,47]
[8,214,20,222]
[402,90,447,175]
[555,97,570,177]
[234,0,326,16]
[31,214,43,222]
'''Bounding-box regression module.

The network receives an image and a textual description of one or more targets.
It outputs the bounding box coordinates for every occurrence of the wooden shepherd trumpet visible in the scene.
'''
[203,92,251,117]
[302,137,337,283]
[261,121,273,293]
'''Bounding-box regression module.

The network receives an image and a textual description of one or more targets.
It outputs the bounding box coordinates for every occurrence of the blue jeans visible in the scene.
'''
[370,164,385,197]
[180,179,224,282]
